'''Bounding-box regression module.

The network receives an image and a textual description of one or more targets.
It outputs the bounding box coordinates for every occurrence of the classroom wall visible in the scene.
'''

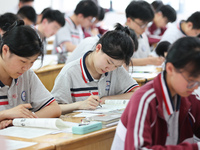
[0,0,18,14]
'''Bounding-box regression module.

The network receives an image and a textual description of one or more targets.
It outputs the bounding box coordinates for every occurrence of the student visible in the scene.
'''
[17,6,37,26]
[0,20,61,129]
[35,9,65,54]
[0,13,19,37]
[66,27,138,64]
[160,11,200,44]
[9,0,34,14]
[111,36,200,150]
[125,1,165,66]
[146,5,176,47]
[83,6,107,38]
[53,0,98,53]
[51,24,140,114]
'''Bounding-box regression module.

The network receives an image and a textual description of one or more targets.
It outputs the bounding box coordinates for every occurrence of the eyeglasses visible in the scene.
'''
[132,19,148,29]
[179,72,200,89]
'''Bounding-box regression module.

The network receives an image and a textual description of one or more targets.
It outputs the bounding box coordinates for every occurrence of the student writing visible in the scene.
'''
[51,23,140,114]
[0,20,61,129]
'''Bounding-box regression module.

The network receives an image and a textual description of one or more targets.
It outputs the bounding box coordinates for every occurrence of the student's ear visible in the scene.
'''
[127,17,132,24]
[96,44,102,53]
[42,18,48,25]
[187,22,193,30]
[2,45,10,57]
[77,14,84,20]
[165,62,175,75]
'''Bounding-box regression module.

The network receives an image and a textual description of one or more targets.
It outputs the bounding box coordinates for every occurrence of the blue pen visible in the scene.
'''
[89,91,102,108]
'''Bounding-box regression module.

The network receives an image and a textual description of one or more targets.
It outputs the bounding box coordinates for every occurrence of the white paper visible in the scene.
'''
[129,72,159,79]
[5,139,37,150]
[31,54,58,70]
[129,65,161,73]
[0,126,57,139]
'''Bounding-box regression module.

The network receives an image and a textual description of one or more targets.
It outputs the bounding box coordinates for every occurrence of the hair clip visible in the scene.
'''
[6,20,24,32]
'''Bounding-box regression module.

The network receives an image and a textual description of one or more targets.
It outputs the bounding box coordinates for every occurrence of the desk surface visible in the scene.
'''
[5,112,116,150]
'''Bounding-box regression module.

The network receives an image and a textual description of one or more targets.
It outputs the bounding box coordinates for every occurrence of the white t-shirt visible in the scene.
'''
[132,33,151,58]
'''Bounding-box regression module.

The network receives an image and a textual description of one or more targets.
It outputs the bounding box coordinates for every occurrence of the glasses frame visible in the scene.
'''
[177,70,200,89]
[131,18,148,29]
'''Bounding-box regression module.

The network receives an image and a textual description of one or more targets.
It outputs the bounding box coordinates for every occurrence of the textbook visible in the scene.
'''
[12,118,70,130]
[74,99,129,114]
[87,113,121,128]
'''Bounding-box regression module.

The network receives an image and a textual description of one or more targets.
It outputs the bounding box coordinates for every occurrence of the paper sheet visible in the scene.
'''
[5,139,37,150]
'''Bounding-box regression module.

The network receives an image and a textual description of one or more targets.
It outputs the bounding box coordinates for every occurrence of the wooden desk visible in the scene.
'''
[34,64,65,91]
[5,113,116,150]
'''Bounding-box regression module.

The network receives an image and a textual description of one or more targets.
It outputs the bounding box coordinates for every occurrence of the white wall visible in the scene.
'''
[0,0,18,14]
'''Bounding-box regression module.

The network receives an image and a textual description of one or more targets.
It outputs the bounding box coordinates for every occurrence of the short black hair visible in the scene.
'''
[97,6,105,21]
[186,11,200,29]
[0,13,19,32]
[126,1,154,23]
[157,5,176,23]
[151,1,163,11]
[155,41,170,57]
[166,37,200,77]
[19,0,34,2]
[42,9,65,27]
[74,0,98,18]
[17,6,37,24]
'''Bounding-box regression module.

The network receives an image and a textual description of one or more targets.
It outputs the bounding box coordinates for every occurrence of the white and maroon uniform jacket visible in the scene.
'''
[112,72,200,150]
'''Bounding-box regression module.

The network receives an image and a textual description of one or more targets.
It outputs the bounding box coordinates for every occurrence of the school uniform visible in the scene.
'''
[53,16,84,53]
[111,72,200,150]
[51,51,139,104]
[0,70,55,112]
[132,33,151,58]
[160,21,186,44]
[66,35,100,64]
[146,22,167,46]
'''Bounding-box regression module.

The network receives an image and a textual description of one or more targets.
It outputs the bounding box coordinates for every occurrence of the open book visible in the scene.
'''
[13,118,70,130]
[74,99,129,114]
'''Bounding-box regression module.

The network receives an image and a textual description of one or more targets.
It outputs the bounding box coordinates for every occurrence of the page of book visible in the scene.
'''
[74,99,129,114]
[13,118,70,130]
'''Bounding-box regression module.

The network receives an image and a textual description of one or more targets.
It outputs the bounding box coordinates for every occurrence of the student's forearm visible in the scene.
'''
[0,110,8,121]
[59,102,82,115]
[64,42,76,52]
[101,88,139,102]
[35,101,61,118]
[131,58,153,66]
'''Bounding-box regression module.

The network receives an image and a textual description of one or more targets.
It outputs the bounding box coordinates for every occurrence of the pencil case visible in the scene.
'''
[72,122,102,134]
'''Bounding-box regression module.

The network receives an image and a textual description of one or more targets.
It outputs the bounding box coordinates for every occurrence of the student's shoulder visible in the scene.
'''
[61,59,81,74]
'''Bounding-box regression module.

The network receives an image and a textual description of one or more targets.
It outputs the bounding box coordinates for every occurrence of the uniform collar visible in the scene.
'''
[0,78,18,88]
[80,51,108,83]
[159,72,181,115]
[178,20,187,36]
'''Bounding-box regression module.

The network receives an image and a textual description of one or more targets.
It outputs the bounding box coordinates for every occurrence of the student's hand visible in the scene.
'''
[0,120,12,129]
[78,95,100,110]
[151,56,165,66]
[4,104,38,119]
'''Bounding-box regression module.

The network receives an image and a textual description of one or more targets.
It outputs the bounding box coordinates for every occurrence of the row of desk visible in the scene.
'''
[5,112,116,150]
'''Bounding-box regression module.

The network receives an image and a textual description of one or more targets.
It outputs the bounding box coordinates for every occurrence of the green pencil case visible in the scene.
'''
[72,122,102,135]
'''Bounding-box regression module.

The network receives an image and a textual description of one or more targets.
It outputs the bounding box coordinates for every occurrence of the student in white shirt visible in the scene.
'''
[51,23,139,114]
[125,1,165,66]
[0,20,61,129]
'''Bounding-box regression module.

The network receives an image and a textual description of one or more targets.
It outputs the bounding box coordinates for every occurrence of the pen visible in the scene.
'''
[89,91,102,108]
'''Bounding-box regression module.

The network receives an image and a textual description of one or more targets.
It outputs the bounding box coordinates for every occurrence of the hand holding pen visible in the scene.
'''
[90,91,102,108]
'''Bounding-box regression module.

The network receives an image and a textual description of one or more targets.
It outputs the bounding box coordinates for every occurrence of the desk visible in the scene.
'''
[34,64,65,91]
[5,113,116,150]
